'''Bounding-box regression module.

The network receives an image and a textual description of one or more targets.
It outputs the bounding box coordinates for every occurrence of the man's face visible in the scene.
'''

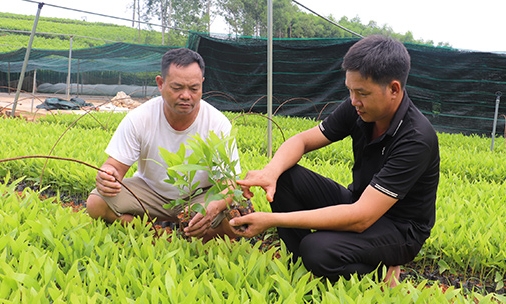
[156,62,203,117]
[345,70,397,123]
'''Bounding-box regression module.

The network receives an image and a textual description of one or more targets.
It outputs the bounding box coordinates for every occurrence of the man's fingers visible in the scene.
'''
[185,213,211,237]
[236,179,253,188]
[229,217,241,227]
[98,170,116,182]
[185,224,208,238]
[229,214,250,228]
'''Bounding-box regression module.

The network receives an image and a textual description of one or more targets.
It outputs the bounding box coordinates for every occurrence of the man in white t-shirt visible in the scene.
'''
[86,48,240,242]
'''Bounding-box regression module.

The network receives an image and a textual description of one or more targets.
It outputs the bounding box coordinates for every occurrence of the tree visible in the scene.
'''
[141,0,450,48]
[143,0,211,45]
[216,0,267,36]
[272,0,298,38]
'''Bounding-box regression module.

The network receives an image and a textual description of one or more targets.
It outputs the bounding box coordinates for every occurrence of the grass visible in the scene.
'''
[0,110,505,302]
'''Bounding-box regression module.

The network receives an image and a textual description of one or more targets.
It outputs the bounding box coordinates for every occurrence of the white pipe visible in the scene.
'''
[490,91,502,151]
[31,69,37,113]
[267,0,273,158]
[66,36,73,100]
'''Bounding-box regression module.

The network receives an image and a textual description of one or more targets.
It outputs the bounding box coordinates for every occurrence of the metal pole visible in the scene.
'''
[7,62,10,95]
[31,69,37,113]
[490,91,502,151]
[11,2,44,117]
[267,0,273,158]
[66,36,73,100]
[76,59,80,97]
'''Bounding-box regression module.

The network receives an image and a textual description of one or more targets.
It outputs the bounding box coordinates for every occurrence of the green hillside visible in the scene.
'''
[0,12,172,53]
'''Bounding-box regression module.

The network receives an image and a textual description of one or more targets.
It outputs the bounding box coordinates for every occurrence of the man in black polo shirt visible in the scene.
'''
[230,35,440,286]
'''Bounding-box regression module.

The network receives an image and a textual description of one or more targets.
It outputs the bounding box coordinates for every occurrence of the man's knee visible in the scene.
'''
[299,232,362,280]
[299,234,337,277]
[86,194,117,222]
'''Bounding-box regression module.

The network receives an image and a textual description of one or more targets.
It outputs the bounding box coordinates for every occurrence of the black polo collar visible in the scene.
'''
[355,90,410,142]
[385,90,409,138]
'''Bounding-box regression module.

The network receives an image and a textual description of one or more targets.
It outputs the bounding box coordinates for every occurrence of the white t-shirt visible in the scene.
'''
[105,96,240,199]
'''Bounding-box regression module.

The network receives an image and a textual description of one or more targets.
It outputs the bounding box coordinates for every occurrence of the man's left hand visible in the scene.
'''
[183,200,221,238]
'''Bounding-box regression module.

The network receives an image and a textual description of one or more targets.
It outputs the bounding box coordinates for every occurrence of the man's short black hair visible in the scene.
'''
[161,48,205,79]
[342,35,411,88]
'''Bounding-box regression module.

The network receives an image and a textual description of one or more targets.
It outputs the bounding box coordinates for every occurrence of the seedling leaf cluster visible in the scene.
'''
[159,129,244,218]
[0,111,505,302]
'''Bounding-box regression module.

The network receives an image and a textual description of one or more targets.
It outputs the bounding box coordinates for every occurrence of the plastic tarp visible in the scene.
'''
[36,97,94,110]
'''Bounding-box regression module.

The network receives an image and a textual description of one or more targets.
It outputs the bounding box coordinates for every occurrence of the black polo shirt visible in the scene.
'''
[319,91,440,243]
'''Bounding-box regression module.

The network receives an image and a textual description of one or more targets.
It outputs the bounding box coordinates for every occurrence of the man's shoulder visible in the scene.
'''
[407,104,436,134]
[200,99,218,111]
[138,96,162,110]
[125,96,162,117]
[200,99,229,119]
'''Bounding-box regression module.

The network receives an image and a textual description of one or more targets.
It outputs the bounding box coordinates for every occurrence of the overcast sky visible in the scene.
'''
[3,0,505,52]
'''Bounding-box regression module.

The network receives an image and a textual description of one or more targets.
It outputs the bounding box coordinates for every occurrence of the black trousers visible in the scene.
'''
[271,165,422,281]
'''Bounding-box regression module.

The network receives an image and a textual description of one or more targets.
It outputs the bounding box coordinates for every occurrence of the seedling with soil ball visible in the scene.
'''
[158,129,253,238]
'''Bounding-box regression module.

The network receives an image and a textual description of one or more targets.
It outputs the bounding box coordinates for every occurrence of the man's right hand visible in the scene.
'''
[236,169,276,203]
[95,165,122,197]
[229,212,272,238]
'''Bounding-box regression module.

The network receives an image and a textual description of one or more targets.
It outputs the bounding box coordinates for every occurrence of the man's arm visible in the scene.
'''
[238,126,331,202]
[95,156,131,197]
[266,126,331,178]
[230,185,398,237]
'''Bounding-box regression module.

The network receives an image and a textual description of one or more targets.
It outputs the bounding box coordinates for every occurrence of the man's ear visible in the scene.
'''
[155,75,164,88]
[389,80,402,96]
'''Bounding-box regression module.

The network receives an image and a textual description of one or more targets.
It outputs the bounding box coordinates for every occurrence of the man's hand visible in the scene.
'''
[95,165,122,197]
[228,212,271,238]
[184,200,221,238]
[237,169,277,202]
[184,211,211,238]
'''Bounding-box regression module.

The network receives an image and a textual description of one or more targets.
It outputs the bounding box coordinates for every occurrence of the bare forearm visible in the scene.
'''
[267,188,397,233]
[266,205,366,233]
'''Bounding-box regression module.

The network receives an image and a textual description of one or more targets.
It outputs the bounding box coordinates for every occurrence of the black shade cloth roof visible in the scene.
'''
[0,42,176,73]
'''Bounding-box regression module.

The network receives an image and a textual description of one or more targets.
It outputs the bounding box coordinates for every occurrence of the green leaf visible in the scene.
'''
[495,271,504,291]
[437,259,450,274]
[191,203,206,215]
[168,163,207,173]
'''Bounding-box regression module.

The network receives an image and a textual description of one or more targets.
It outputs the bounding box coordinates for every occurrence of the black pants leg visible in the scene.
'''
[271,164,353,259]
[271,165,422,281]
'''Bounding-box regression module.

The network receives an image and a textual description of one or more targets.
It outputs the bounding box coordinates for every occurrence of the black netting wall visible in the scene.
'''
[190,33,506,136]
[2,35,505,136]
[192,34,354,119]
[406,45,505,135]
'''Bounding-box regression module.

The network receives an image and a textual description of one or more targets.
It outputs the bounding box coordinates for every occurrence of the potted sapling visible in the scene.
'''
[158,142,208,239]
[158,129,253,238]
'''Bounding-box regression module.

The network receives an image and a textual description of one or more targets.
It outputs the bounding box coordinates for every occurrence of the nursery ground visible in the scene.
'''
[15,181,505,298]
[4,91,505,298]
